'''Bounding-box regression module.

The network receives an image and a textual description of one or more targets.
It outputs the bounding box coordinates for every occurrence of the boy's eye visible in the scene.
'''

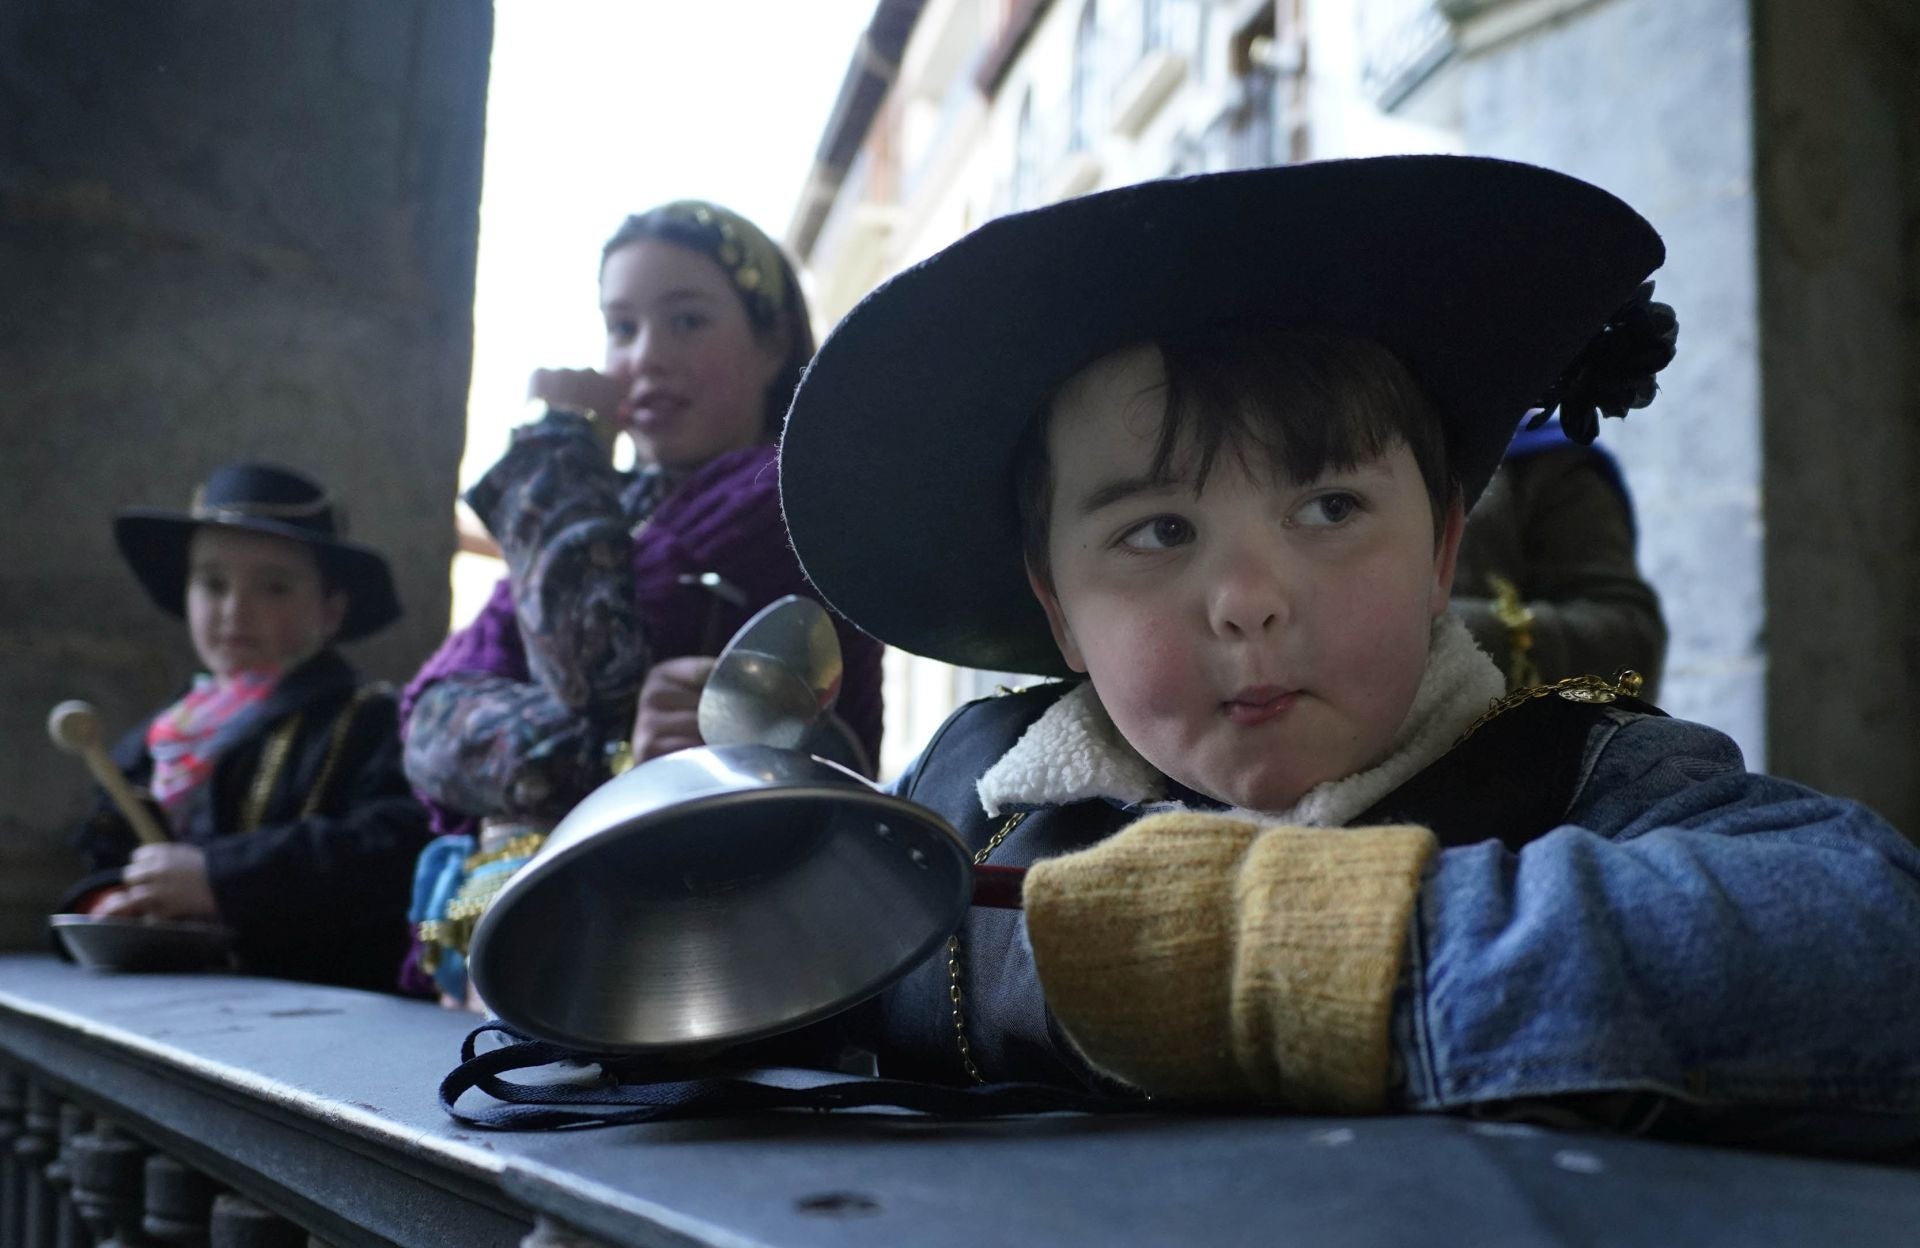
[606,319,638,342]
[668,311,708,333]
[1295,491,1361,527]
[1119,515,1194,551]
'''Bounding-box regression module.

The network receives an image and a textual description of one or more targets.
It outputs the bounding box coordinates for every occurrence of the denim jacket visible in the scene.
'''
[881,673,1920,1145]
[1400,704,1920,1138]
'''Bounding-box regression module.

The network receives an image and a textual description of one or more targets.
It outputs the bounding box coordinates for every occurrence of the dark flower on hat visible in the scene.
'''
[1530,281,1679,444]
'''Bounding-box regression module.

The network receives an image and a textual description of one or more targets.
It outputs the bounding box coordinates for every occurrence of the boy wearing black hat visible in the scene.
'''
[59,463,431,992]
[780,157,1920,1139]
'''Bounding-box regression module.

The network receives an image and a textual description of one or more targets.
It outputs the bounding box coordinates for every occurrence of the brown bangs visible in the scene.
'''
[1018,327,1457,585]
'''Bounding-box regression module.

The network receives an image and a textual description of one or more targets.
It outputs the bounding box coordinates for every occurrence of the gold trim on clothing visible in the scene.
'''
[237,683,385,832]
[1456,670,1646,745]
[1486,574,1541,692]
[242,714,303,833]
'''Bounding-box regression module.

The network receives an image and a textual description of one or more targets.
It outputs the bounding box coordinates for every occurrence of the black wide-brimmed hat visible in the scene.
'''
[781,155,1675,676]
[115,462,401,642]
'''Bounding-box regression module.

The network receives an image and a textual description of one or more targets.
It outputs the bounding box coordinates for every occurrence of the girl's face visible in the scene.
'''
[186,528,345,680]
[600,238,787,474]
[1029,345,1464,811]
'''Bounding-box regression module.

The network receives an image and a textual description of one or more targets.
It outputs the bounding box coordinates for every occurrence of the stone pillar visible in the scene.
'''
[0,0,493,947]
[1753,0,1920,833]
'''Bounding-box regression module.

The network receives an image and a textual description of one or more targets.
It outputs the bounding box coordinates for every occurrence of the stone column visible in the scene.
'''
[0,0,492,946]
[1753,0,1920,834]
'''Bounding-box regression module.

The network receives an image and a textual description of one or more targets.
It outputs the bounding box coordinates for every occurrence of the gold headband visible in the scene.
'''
[656,200,789,324]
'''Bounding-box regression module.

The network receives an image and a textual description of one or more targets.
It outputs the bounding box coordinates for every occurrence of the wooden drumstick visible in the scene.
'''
[47,700,170,845]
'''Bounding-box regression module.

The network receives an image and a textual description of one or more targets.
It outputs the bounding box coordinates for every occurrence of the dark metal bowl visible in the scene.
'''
[468,744,972,1055]
[50,914,236,974]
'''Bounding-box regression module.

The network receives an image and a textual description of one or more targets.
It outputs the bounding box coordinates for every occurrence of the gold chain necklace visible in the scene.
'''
[946,810,1028,1084]
[1455,669,1645,745]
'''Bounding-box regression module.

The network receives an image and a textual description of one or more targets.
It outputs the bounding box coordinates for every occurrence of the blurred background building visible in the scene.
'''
[787,0,1920,834]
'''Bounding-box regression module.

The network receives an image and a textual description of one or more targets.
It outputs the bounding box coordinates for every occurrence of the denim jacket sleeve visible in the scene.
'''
[1396,709,1920,1122]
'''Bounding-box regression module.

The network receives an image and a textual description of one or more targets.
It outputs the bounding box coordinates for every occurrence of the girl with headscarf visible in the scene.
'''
[401,202,885,999]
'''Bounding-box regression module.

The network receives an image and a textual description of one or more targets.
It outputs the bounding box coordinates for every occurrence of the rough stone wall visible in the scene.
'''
[1754,0,1919,832]
[0,2,490,948]
[1448,0,1769,766]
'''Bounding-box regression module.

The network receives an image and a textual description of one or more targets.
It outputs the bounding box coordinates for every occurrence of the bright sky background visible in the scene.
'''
[461,0,878,489]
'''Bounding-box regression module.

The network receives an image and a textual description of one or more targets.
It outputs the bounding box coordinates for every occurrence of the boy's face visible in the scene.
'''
[186,527,346,680]
[1028,345,1464,811]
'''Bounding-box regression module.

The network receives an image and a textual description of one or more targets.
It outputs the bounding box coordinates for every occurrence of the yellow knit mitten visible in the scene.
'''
[1023,813,1438,1110]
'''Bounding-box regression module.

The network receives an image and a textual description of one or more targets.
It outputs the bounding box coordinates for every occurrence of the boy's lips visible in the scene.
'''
[1223,686,1297,726]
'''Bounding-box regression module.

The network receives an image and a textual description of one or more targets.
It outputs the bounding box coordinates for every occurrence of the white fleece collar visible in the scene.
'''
[976,614,1504,828]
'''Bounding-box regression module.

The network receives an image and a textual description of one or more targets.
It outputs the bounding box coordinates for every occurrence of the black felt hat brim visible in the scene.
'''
[779,155,1665,677]
[114,511,402,643]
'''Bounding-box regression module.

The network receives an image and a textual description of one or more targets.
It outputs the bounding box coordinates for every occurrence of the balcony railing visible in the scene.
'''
[2,953,1917,1247]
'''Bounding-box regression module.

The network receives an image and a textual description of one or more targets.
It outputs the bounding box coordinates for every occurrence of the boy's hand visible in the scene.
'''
[630,656,717,762]
[1023,812,1435,1110]
[104,843,220,921]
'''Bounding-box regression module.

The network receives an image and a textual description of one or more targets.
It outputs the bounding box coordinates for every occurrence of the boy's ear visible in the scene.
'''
[1026,563,1088,673]
[1429,499,1467,617]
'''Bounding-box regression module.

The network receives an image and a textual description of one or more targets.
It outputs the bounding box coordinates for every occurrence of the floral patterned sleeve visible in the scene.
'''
[403,673,610,822]
[402,411,649,823]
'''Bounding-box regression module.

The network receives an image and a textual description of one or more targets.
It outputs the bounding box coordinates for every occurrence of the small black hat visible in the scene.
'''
[114,462,402,642]
[780,155,1673,677]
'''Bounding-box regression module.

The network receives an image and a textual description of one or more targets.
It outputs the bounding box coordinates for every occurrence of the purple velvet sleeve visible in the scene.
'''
[630,446,885,768]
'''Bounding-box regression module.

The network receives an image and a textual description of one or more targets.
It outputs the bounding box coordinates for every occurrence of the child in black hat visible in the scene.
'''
[59,463,432,992]
[779,157,1920,1144]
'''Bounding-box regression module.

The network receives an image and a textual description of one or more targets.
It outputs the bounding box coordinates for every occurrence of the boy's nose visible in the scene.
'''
[1213,597,1282,638]
[1208,547,1292,638]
